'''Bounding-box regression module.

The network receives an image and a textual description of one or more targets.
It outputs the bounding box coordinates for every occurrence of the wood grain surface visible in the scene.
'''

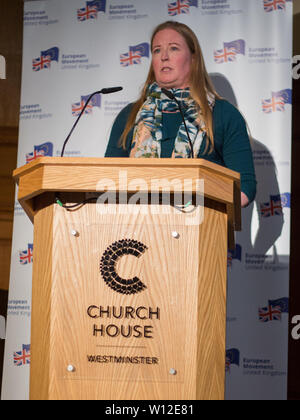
[30,199,227,400]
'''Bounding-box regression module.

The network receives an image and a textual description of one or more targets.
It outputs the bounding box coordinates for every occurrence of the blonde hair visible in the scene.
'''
[120,21,221,153]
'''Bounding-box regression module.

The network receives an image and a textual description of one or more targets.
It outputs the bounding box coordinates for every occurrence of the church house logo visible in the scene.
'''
[100,239,148,295]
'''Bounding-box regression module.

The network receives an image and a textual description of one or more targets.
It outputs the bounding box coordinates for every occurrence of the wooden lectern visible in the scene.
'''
[13,157,241,401]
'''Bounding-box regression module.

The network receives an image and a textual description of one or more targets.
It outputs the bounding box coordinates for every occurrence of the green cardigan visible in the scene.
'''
[105,99,257,203]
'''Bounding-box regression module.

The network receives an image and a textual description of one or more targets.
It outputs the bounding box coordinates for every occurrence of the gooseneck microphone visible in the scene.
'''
[61,86,123,157]
[161,88,194,158]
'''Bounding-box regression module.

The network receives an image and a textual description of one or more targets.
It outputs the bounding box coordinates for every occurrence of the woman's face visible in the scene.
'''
[152,28,193,90]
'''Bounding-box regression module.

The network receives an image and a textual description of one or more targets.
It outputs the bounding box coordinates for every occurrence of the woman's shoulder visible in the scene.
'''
[214,98,246,118]
[214,98,242,116]
[105,103,135,157]
[213,98,247,127]
[115,102,135,122]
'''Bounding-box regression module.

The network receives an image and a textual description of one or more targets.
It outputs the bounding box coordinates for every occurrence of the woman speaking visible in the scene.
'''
[105,21,256,207]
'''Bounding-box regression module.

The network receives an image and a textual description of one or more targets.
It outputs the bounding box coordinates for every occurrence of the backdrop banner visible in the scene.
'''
[1,0,292,400]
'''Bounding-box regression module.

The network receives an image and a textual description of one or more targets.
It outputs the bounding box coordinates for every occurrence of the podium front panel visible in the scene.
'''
[53,210,195,384]
[30,199,227,400]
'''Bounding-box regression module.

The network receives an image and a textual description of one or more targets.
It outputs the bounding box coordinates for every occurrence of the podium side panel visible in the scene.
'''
[30,202,54,400]
[196,206,228,400]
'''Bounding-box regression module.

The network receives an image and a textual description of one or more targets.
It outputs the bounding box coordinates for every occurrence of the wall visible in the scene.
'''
[0,0,23,396]
[288,10,300,400]
[0,0,23,289]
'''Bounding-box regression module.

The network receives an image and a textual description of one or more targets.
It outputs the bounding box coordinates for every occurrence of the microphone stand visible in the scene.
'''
[61,87,123,157]
[161,88,194,158]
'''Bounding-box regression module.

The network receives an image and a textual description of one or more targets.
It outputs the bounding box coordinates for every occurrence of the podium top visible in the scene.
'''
[13,157,241,234]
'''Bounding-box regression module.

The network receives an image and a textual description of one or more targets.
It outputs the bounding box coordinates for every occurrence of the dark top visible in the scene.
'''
[105,99,257,203]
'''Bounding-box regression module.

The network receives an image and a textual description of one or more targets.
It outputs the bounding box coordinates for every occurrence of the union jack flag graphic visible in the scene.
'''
[260,194,283,218]
[32,55,51,72]
[26,142,53,164]
[214,40,246,64]
[262,97,285,113]
[263,0,287,12]
[120,43,149,67]
[262,89,292,113]
[13,345,31,366]
[72,100,93,117]
[72,93,101,117]
[225,357,231,373]
[214,48,236,64]
[77,0,106,20]
[168,0,190,16]
[77,5,98,21]
[226,349,240,373]
[227,244,242,268]
[32,47,59,72]
[120,51,142,67]
[259,304,282,322]
[19,244,33,265]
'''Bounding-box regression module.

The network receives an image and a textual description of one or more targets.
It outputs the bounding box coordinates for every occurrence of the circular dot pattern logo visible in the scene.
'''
[100,239,148,295]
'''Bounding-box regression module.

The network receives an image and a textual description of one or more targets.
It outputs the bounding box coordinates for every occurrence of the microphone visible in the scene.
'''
[101,87,123,94]
[161,88,194,158]
[61,86,123,157]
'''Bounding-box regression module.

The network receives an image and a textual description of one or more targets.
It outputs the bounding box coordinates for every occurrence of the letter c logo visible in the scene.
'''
[100,239,148,295]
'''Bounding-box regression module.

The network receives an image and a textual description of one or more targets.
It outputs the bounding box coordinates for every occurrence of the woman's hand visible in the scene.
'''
[241,192,249,208]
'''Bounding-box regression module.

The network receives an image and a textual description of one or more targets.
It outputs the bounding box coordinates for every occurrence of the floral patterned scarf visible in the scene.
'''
[130,82,215,158]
